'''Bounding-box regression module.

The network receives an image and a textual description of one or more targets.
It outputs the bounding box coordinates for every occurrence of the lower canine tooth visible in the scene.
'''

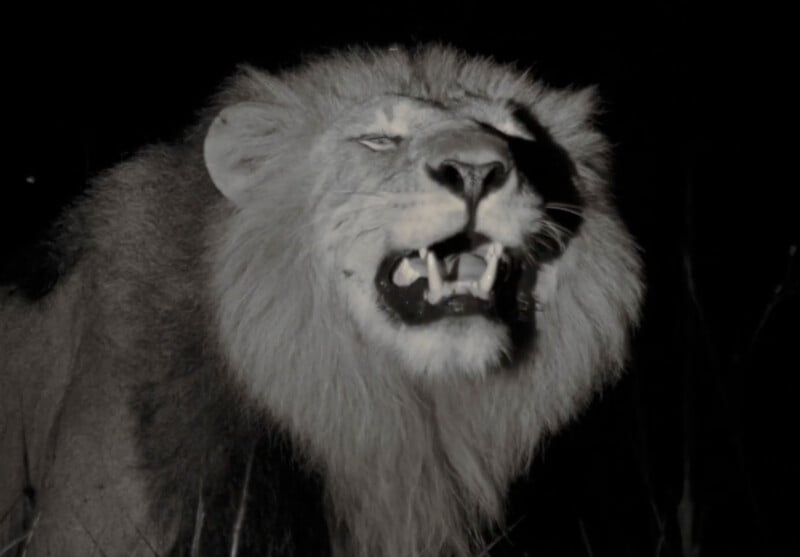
[426,289,443,304]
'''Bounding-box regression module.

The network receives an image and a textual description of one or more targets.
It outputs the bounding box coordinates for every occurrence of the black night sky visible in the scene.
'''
[3,4,797,556]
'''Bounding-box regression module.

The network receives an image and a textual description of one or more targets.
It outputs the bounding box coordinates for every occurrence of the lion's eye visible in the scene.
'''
[358,136,402,152]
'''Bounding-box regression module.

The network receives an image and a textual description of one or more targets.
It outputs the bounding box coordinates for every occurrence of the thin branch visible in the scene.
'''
[0,532,30,557]
[578,518,595,557]
[72,510,108,557]
[479,513,527,556]
[190,480,206,557]
[229,445,256,557]
[748,244,797,355]
[17,512,40,557]
[681,167,704,557]
[0,492,23,525]
[133,523,160,557]
[677,462,695,557]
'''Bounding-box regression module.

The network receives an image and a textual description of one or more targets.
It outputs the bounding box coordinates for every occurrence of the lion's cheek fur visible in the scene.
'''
[529,210,644,429]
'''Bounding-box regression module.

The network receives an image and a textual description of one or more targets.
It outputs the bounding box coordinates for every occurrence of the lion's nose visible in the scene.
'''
[424,131,511,208]
[427,159,508,207]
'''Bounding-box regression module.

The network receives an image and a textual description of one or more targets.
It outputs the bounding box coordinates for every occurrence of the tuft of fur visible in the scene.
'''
[0,45,643,556]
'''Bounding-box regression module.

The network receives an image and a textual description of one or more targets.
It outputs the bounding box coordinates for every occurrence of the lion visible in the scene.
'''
[0,45,643,556]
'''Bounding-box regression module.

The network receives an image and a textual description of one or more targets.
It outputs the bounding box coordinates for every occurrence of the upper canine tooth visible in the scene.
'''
[392,257,420,287]
[426,252,443,303]
[479,245,501,293]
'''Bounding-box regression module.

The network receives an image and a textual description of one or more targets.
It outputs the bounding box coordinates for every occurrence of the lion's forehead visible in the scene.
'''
[346,96,440,134]
[373,98,422,135]
[343,94,518,136]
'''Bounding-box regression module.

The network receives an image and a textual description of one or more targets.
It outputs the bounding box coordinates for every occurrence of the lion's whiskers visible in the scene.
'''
[539,220,568,252]
[541,218,573,240]
[544,202,584,218]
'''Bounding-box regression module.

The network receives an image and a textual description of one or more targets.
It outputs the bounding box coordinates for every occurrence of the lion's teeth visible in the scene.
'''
[392,257,420,287]
[422,242,503,304]
[478,242,502,293]
[452,281,471,295]
[426,252,443,303]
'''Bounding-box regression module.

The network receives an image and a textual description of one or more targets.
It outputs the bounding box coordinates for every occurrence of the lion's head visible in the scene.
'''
[204,46,641,382]
[199,45,643,555]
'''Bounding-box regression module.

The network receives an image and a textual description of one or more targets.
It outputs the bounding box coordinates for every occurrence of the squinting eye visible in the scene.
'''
[358,136,402,151]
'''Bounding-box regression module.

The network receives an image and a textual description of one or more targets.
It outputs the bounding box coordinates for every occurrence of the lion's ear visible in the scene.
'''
[204,102,280,206]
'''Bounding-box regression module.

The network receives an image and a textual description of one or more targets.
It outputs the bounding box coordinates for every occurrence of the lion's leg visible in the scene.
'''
[1,278,177,556]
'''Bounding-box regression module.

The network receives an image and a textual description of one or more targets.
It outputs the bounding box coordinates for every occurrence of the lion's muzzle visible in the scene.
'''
[373,126,544,326]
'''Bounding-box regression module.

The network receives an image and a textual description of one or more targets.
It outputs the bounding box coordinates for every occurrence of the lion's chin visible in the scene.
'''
[390,316,511,379]
[348,283,516,378]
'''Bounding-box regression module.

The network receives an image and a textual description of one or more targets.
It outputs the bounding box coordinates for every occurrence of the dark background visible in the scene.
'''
[3,4,797,556]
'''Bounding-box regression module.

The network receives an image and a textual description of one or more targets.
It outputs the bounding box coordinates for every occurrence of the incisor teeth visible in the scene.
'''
[419,247,428,259]
[453,281,471,295]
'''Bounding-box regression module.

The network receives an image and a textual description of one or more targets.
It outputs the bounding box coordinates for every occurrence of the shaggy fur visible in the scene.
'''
[0,45,643,556]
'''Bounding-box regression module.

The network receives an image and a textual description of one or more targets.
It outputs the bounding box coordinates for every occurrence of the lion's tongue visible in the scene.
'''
[442,253,486,281]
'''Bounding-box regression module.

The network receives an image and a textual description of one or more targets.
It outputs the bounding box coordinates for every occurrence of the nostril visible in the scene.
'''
[482,162,507,192]
[440,162,465,190]
[426,161,465,192]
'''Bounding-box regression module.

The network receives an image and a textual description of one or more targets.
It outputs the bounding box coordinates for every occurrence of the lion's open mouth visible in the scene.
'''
[375,232,536,325]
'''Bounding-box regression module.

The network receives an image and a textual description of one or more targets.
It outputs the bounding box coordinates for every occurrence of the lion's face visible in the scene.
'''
[306,95,575,376]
